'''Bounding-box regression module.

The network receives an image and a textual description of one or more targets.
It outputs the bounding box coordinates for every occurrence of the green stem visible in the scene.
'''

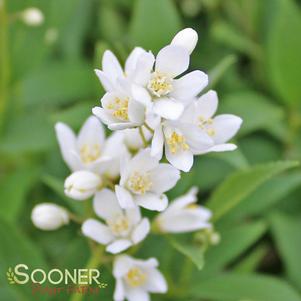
[69,246,104,301]
[139,126,148,147]
[0,0,9,133]
[143,122,154,134]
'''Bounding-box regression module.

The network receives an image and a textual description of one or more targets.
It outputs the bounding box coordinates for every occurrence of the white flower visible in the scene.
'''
[155,187,212,233]
[115,149,180,212]
[31,203,69,231]
[113,255,167,301]
[64,170,102,201]
[181,90,243,153]
[82,189,150,254]
[170,28,198,54]
[151,120,213,172]
[92,79,147,130]
[55,116,128,178]
[95,47,150,92]
[21,8,44,26]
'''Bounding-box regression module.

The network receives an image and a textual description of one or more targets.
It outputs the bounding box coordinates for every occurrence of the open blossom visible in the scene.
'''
[55,116,128,178]
[151,119,213,172]
[113,255,167,301]
[82,189,150,254]
[64,170,102,201]
[181,90,243,153]
[155,187,212,233]
[31,203,69,231]
[115,149,180,212]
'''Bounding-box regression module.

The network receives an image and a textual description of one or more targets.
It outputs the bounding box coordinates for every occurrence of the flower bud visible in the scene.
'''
[31,203,69,231]
[21,8,44,26]
[171,28,198,54]
[64,171,102,201]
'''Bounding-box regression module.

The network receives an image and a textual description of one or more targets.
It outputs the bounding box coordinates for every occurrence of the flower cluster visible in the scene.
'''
[31,28,242,301]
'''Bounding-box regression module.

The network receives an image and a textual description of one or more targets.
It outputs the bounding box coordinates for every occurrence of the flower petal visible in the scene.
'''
[131,218,150,244]
[132,52,155,86]
[115,185,136,209]
[150,163,180,194]
[93,189,122,220]
[131,85,152,107]
[135,193,168,212]
[170,28,198,54]
[128,100,145,124]
[114,279,125,301]
[113,255,133,278]
[92,106,117,125]
[82,219,113,244]
[107,239,132,254]
[102,50,123,82]
[144,269,168,293]
[125,287,150,301]
[129,149,159,173]
[125,47,146,76]
[171,70,208,100]
[200,143,237,154]
[55,122,80,171]
[77,116,105,149]
[212,114,243,144]
[153,98,184,120]
[165,145,193,172]
[151,125,164,159]
[196,90,218,119]
[94,69,114,92]
[155,45,189,77]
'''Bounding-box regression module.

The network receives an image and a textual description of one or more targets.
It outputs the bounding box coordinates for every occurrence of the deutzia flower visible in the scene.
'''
[113,255,167,301]
[155,187,212,233]
[92,79,147,130]
[31,203,69,231]
[181,90,243,153]
[64,170,102,201]
[115,149,180,212]
[131,43,208,120]
[82,189,150,254]
[55,116,128,178]
[151,119,213,172]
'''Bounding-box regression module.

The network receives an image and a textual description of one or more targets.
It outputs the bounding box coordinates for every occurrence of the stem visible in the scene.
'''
[69,246,104,301]
[0,0,10,133]
[139,126,148,147]
[143,122,154,134]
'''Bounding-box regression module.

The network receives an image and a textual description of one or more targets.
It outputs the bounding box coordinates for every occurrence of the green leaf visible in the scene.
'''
[265,0,301,105]
[190,273,301,301]
[169,237,204,270]
[270,212,301,290]
[202,221,267,274]
[0,167,39,222]
[225,171,301,221]
[129,0,181,52]
[220,91,285,137]
[207,161,299,221]
[0,218,49,301]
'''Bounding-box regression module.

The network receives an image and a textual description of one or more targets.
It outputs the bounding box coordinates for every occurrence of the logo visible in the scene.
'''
[7,264,107,297]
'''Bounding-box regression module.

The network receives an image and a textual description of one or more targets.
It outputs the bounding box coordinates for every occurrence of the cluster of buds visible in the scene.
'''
[32,28,242,301]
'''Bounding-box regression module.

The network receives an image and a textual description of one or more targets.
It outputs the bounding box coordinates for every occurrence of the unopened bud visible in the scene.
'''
[171,28,198,54]
[21,8,44,26]
[31,203,69,231]
[64,171,102,201]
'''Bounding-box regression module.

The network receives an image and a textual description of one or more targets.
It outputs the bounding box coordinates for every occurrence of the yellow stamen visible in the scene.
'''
[108,215,130,237]
[126,268,147,287]
[80,144,101,164]
[166,132,189,154]
[127,172,152,195]
[107,97,129,121]
[198,116,215,136]
[147,72,173,97]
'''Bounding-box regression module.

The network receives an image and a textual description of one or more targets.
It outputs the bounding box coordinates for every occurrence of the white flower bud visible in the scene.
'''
[21,8,44,26]
[64,171,102,201]
[171,28,198,54]
[31,203,69,231]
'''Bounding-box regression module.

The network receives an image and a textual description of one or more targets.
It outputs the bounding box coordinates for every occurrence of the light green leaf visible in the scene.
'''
[270,212,301,290]
[207,161,299,221]
[265,0,301,105]
[190,273,301,301]
[129,0,181,52]
[169,237,204,270]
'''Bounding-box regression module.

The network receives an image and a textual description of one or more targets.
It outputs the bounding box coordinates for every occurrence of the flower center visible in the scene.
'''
[166,132,189,154]
[147,72,173,97]
[80,144,101,164]
[127,172,152,195]
[125,267,147,287]
[198,116,216,137]
[108,215,130,237]
[107,97,129,121]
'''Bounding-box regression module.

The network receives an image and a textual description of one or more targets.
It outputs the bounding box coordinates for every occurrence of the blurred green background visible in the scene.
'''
[1,0,301,300]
